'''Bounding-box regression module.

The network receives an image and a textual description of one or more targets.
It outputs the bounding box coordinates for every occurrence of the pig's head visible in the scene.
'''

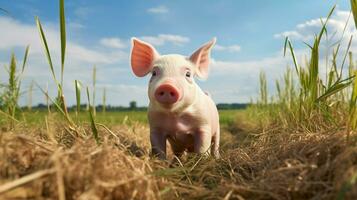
[130,37,216,111]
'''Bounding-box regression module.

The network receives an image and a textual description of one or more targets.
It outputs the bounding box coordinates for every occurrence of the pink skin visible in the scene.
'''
[154,84,180,105]
[130,37,220,159]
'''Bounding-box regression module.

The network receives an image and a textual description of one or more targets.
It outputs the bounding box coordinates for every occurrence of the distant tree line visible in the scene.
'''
[216,103,249,110]
[24,103,146,112]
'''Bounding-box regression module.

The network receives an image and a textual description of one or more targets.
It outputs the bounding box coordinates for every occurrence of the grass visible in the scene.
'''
[1,109,241,128]
[251,6,357,134]
[0,47,29,128]
[1,0,357,199]
[1,109,356,199]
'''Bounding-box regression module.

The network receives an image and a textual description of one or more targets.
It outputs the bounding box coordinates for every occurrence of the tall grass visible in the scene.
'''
[258,71,268,106]
[74,80,82,117]
[35,0,70,121]
[251,6,357,133]
[349,0,357,139]
[0,46,29,127]
[92,66,97,116]
[86,87,99,144]
[33,0,99,141]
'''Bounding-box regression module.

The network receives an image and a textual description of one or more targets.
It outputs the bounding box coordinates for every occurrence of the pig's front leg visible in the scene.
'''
[150,129,167,159]
[194,126,212,156]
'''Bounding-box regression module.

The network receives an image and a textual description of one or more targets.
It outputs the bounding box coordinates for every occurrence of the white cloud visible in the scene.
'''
[205,46,312,103]
[147,5,169,14]
[272,8,355,79]
[274,30,304,40]
[202,56,283,103]
[274,9,355,43]
[210,51,291,80]
[215,44,241,52]
[140,34,189,46]
[100,37,126,49]
[0,16,126,64]
[0,16,130,106]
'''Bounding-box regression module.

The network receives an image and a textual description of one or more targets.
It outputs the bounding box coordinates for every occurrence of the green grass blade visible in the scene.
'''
[9,53,16,93]
[60,0,66,86]
[21,45,30,74]
[7,53,18,123]
[327,70,335,88]
[35,83,73,125]
[350,71,357,130]
[75,80,81,114]
[332,44,341,76]
[316,76,354,102]
[35,16,58,86]
[317,5,335,42]
[349,52,354,77]
[308,37,319,103]
[0,109,19,123]
[330,11,351,77]
[284,38,300,76]
[92,66,96,116]
[339,35,353,80]
[350,73,357,109]
[283,37,288,56]
[259,71,268,105]
[303,41,313,50]
[305,6,335,104]
[86,87,99,144]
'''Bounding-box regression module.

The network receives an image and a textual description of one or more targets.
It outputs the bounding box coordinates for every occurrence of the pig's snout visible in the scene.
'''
[154,84,180,104]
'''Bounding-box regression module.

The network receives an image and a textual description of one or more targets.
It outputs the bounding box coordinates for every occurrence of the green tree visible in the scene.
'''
[129,101,137,110]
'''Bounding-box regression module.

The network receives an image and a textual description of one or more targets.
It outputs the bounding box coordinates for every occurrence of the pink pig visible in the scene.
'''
[130,37,220,159]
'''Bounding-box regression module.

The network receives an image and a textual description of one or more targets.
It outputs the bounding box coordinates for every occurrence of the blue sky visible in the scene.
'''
[0,0,354,106]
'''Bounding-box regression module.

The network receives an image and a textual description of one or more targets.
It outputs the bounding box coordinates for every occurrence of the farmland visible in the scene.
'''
[1,108,356,199]
[1,0,357,199]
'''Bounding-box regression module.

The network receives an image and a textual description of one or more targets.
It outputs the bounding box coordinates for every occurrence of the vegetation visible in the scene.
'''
[0,1,357,200]
[251,6,354,131]
[0,47,29,127]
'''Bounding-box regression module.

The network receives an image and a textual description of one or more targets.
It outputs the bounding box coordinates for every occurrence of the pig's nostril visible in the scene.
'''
[159,91,164,96]
[170,92,175,97]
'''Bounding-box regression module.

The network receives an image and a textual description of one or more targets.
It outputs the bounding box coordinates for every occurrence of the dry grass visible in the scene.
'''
[0,113,356,200]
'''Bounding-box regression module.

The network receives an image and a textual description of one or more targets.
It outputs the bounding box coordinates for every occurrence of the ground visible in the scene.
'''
[0,110,356,200]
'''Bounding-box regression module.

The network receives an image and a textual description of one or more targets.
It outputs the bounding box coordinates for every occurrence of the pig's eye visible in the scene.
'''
[152,67,159,77]
[185,71,191,78]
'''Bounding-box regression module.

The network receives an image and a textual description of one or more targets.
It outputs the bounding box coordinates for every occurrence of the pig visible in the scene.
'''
[130,37,220,159]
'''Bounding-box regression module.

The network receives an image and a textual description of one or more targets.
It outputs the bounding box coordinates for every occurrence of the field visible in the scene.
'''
[1,0,357,199]
[1,109,356,200]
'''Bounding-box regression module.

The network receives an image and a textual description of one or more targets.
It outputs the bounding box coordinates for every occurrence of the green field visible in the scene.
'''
[7,109,241,127]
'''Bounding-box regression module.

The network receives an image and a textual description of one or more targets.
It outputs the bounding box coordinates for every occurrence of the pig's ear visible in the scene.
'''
[130,37,159,77]
[189,38,216,79]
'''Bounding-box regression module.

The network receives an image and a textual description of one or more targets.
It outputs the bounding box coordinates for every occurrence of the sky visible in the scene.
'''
[0,0,354,107]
